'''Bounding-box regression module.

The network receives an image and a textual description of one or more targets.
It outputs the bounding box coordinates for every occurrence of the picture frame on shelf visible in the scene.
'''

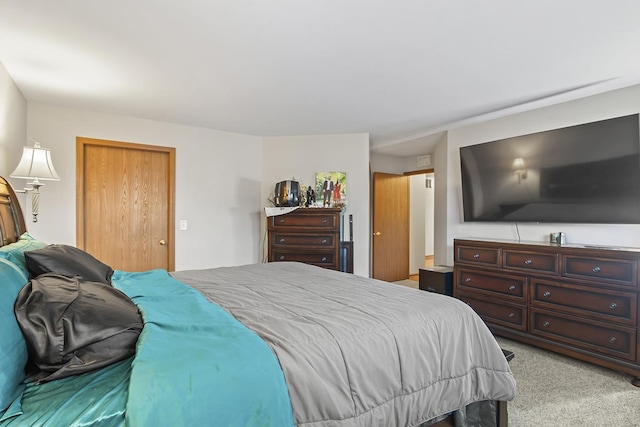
[315,172,346,208]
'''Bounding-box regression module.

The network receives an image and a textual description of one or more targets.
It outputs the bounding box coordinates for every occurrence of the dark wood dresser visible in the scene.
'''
[453,238,640,384]
[267,208,343,270]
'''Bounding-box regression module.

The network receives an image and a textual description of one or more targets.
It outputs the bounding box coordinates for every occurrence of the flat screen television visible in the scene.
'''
[460,114,640,223]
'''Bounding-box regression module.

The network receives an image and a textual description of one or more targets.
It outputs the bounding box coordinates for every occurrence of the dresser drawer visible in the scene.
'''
[456,245,500,267]
[271,233,336,248]
[457,292,526,331]
[530,308,636,361]
[562,255,637,287]
[531,279,637,325]
[503,250,558,275]
[456,268,525,300]
[270,250,336,268]
[269,213,338,230]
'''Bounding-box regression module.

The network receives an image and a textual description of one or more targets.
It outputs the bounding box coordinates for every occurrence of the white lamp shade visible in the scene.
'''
[10,144,60,181]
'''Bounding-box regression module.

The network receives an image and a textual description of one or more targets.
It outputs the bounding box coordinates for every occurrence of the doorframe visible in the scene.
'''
[76,137,176,270]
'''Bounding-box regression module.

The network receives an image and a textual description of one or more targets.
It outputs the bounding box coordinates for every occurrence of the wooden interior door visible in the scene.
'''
[77,137,175,272]
[372,172,409,281]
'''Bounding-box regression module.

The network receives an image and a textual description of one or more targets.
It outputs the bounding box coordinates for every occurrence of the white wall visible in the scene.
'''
[25,102,264,271]
[369,152,407,175]
[262,134,370,276]
[409,174,426,274]
[0,62,28,193]
[442,84,640,265]
[424,172,435,256]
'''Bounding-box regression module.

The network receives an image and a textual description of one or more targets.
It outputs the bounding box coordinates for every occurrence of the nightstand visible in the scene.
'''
[419,266,453,296]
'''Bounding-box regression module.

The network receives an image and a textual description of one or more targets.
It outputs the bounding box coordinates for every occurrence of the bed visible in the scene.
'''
[0,175,516,426]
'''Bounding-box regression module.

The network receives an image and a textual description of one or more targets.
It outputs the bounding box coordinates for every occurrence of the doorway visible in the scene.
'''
[408,172,435,281]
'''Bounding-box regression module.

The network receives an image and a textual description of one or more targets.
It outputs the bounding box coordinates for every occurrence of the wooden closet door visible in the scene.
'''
[372,172,409,281]
[77,137,175,272]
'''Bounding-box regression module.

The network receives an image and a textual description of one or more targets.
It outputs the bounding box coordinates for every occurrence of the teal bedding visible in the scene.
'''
[1,269,294,427]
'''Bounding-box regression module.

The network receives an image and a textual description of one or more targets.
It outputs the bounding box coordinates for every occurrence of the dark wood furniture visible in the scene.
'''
[267,207,344,271]
[0,176,27,245]
[419,266,453,295]
[454,238,640,385]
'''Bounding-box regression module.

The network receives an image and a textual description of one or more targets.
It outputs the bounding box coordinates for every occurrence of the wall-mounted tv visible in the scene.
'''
[460,114,640,223]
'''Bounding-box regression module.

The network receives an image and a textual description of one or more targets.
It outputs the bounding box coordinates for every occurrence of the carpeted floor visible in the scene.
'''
[496,336,640,427]
[390,280,640,426]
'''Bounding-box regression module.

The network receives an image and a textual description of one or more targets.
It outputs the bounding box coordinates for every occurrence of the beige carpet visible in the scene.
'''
[389,281,640,426]
[496,336,640,426]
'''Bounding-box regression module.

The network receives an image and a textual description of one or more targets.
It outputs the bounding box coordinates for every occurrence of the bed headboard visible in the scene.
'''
[0,175,27,247]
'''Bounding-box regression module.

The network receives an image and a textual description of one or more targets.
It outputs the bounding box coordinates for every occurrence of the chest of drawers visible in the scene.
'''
[267,208,343,270]
[454,239,640,383]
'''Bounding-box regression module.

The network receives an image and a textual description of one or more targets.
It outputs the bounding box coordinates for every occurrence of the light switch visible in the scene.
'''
[179,219,188,231]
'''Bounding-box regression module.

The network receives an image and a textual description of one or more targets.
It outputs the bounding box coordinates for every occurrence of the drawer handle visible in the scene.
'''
[279,238,285,243]
[473,253,480,259]
[322,239,328,244]
[543,321,550,328]
[465,277,471,282]
[609,336,617,344]
[279,219,285,223]
[508,285,517,291]
[508,313,515,319]
[609,302,618,310]
[279,255,285,260]
[543,291,551,298]
[524,259,533,265]
[321,256,327,262]
[322,219,328,224]
[592,266,601,273]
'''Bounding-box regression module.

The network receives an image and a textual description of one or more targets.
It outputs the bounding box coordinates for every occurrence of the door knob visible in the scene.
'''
[159,240,167,246]
[373,231,381,236]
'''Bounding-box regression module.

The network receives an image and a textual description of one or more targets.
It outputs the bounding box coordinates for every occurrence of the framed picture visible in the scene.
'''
[315,172,346,208]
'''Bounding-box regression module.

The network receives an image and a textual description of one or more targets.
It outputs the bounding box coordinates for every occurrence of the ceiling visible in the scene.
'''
[2,1,640,157]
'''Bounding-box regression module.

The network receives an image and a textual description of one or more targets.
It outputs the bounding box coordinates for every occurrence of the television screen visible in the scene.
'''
[460,114,640,223]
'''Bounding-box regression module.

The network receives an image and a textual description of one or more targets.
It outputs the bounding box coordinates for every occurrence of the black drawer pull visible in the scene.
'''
[279,255,285,260]
[543,321,550,328]
[322,239,327,244]
[609,302,618,310]
[321,256,327,262]
[508,313,515,319]
[279,238,285,243]
[609,336,617,344]
[524,259,533,265]
[465,277,471,282]
[543,291,551,298]
[508,285,517,291]
[592,266,601,273]
[473,253,480,259]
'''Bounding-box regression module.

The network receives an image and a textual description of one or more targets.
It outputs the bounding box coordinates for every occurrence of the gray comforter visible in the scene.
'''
[172,262,516,427]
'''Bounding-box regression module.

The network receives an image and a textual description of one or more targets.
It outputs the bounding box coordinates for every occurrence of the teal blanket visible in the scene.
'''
[114,269,294,426]
[1,269,293,427]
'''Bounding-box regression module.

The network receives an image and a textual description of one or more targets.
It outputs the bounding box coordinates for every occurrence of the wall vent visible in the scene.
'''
[417,154,431,167]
